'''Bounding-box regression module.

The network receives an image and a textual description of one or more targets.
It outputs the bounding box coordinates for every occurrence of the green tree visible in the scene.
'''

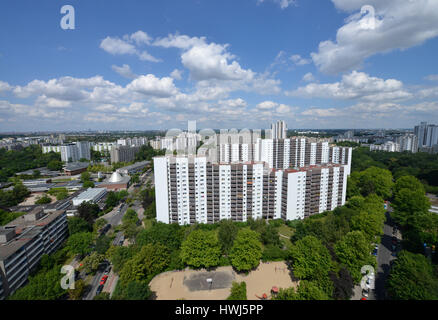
[136,222,183,251]
[387,251,438,300]
[67,232,93,256]
[358,166,394,199]
[181,229,221,269]
[68,279,86,300]
[77,201,100,225]
[119,243,170,284]
[68,217,92,235]
[227,281,247,300]
[394,175,425,195]
[273,281,330,300]
[392,188,431,230]
[35,194,52,204]
[106,245,136,273]
[82,252,105,274]
[82,181,95,188]
[122,280,152,300]
[47,160,63,171]
[96,235,111,255]
[289,235,333,281]
[218,219,238,255]
[80,171,91,183]
[229,228,262,272]
[334,231,374,283]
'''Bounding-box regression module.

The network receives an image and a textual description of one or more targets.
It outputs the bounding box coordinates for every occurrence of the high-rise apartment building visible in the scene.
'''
[271,120,287,139]
[415,122,438,148]
[395,134,418,153]
[154,156,347,226]
[110,145,141,163]
[59,142,91,162]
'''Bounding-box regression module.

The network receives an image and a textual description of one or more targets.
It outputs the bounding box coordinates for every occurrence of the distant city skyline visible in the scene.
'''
[1,0,438,131]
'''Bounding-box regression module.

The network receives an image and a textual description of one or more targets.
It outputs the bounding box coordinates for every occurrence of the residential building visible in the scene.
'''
[370,141,400,152]
[415,121,438,148]
[270,120,287,139]
[0,208,68,299]
[395,134,418,153]
[110,146,140,163]
[154,156,347,225]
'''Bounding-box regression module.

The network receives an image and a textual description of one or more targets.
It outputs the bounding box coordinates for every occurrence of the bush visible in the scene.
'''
[227,282,247,300]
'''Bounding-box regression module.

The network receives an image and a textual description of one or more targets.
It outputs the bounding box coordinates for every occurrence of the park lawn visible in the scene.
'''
[278,224,294,250]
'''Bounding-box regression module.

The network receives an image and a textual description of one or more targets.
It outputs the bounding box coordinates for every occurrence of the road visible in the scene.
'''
[82,170,153,300]
[352,205,400,300]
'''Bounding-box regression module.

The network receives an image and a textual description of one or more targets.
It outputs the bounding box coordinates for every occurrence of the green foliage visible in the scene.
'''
[0,182,30,207]
[135,145,165,162]
[262,245,288,262]
[227,281,247,300]
[136,222,183,251]
[105,190,128,209]
[334,231,375,283]
[0,145,61,182]
[82,181,95,188]
[77,201,100,225]
[181,229,221,269]
[218,219,238,255]
[94,292,110,300]
[392,188,431,230]
[47,160,63,171]
[96,235,111,255]
[35,194,52,204]
[67,232,93,256]
[106,245,136,273]
[329,268,354,300]
[68,217,92,235]
[0,209,26,226]
[355,166,394,199]
[68,279,86,300]
[229,228,262,272]
[8,265,65,300]
[387,251,438,300]
[82,252,105,274]
[273,281,330,300]
[289,235,333,282]
[80,171,91,183]
[119,243,170,284]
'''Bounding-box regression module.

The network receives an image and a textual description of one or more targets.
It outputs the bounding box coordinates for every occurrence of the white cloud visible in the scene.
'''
[170,69,183,80]
[257,0,297,9]
[112,64,138,79]
[302,72,315,82]
[100,31,160,62]
[311,0,438,74]
[288,71,412,102]
[257,101,277,110]
[153,33,280,94]
[127,74,179,97]
[290,54,311,66]
[425,75,438,81]
[0,81,12,93]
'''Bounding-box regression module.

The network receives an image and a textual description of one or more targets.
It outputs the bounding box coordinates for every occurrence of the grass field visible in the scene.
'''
[278,224,294,249]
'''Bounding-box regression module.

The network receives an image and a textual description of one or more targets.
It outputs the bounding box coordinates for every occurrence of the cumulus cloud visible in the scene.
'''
[170,69,183,80]
[290,54,311,66]
[126,74,179,97]
[153,33,281,93]
[257,0,297,9]
[302,72,315,82]
[311,0,438,74]
[112,64,138,79]
[100,31,160,62]
[0,81,12,94]
[287,71,412,102]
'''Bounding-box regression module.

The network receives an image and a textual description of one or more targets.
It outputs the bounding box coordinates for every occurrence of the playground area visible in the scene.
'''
[149,261,298,300]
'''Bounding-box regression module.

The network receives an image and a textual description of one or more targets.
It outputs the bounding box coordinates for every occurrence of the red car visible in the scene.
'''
[100,275,108,286]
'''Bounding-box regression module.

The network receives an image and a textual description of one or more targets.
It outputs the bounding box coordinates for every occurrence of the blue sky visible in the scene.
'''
[1,0,438,131]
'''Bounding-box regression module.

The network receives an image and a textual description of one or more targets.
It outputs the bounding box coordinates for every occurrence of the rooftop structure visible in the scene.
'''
[72,188,107,206]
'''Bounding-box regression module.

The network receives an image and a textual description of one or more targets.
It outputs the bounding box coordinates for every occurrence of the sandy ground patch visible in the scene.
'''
[19,193,57,206]
[149,261,297,300]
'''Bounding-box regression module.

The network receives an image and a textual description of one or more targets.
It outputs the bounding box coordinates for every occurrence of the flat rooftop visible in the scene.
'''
[64,162,89,171]
[73,188,107,201]
[116,161,150,171]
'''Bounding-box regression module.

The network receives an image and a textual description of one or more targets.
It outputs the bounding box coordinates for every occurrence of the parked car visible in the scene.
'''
[362,289,369,298]
[100,275,108,286]
[104,265,112,274]
[96,284,104,295]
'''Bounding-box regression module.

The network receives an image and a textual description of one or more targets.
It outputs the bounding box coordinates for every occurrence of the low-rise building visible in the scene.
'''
[116,161,150,175]
[72,188,107,206]
[99,172,131,191]
[64,162,89,176]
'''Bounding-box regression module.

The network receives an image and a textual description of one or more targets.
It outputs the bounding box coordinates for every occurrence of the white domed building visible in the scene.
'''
[99,171,131,191]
